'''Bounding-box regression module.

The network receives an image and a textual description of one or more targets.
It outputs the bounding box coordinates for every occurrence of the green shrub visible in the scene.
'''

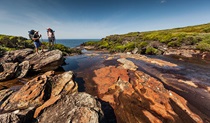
[137,41,148,48]
[202,35,210,43]
[54,43,68,51]
[83,41,98,46]
[158,32,173,43]
[196,42,210,51]
[18,40,34,48]
[142,32,159,41]
[167,41,181,47]
[125,32,141,37]
[54,43,81,54]
[98,41,109,48]
[115,45,126,52]
[0,35,29,49]
[204,28,210,33]
[0,46,15,51]
[124,42,135,51]
[145,47,159,55]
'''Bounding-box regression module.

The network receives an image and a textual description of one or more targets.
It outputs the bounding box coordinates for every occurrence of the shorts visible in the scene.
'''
[48,37,55,42]
[34,41,42,48]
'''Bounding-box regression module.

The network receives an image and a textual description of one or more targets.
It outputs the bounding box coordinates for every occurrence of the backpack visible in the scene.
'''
[28,30,35,40]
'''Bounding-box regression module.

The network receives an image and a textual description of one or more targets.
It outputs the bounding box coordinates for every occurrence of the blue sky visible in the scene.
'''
[0,0,210,39]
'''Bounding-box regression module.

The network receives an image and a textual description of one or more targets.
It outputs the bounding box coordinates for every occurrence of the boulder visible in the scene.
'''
[132,47,138,54]
[0,49,64,80]
[37,93,104,123]
[0,62,19,81]
[33,71,78,118]
[24,49,63,72]
[0,49,33,63]
[17,61,30,78]
[117,58,138,71]
[200,51,210,60]
[0,61,30,81]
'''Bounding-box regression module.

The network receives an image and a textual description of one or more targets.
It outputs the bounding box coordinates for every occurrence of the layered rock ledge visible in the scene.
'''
[0,71,103,123]
[93,57,204,123]
[0,49,64,81]
[164,48,210,60]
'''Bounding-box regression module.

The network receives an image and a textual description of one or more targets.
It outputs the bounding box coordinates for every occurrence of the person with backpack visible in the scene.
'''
[31,31,44,54]
[47,28,55,50]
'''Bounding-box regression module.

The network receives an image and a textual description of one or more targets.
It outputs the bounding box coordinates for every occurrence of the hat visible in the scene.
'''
[47,28,51,30]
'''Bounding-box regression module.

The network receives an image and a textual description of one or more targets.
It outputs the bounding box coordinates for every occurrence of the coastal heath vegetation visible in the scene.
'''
[0,34,81,55]
[83,23,210,54]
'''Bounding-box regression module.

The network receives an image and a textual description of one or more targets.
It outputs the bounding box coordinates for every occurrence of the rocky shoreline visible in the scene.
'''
[0,49,210,123]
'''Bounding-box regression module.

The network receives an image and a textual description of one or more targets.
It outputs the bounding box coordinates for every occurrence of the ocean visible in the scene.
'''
[53,39,100,48]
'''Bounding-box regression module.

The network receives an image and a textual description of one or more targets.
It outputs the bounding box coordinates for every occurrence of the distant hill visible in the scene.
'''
[83,23,210,54]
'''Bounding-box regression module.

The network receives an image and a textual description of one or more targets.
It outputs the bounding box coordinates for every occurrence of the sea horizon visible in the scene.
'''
[42,38,101,40]
[43,39,100,48]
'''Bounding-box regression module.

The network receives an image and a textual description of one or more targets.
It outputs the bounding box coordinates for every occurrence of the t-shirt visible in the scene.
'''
[48,31,53,37]
[33,34,40,42]
[47,31,55,38]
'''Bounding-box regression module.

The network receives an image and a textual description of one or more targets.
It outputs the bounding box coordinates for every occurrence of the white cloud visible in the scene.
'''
[160,0,167,3]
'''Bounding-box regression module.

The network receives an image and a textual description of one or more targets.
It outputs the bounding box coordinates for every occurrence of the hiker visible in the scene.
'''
[32,31,44,54]
[47,28,55,50]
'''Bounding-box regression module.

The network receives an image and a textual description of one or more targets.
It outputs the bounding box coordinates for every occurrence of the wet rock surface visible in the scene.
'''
[114,53,210,122]
[1,50,210,123]
[93,65,203,123]
[59,51,210,123]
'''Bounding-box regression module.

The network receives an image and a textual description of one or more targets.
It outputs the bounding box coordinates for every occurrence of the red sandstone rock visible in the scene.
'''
[0,71,78,118]
[0,71,103,123]
[93,66,203,123]
[93,66,129,95]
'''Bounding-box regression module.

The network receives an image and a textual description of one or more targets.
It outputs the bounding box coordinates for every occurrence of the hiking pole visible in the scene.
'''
[53,38,56,50]
[40,35,45,51]
[24,40,26,48]
[41,37,43,42]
